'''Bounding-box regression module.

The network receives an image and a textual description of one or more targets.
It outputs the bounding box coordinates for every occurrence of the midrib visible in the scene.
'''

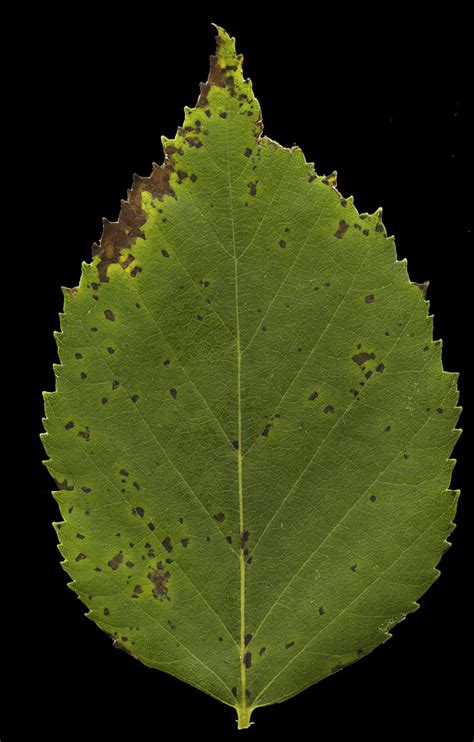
[225,120,248,719]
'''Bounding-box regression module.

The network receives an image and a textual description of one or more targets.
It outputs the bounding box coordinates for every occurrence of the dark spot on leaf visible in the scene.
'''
[213,512,225,522]
[362,229,369,236]
[285,641,295,649]
[78,430,91,441]
[352,351,376,366]
[231,687,237,698]
[240,531,250,549]
[259,646,266,656]
[126,560,134,568]
[162,536,173,553]
[351,564,357,572]
[147,523,155,531]
[308,391,319,401]
[112,380,120,389]
[370,495,377,502]
[75,353,83,360]
[75,553,86,562]
[170,388,177,400]
[365,295,375,304]
[104,608,110,615]
[101,397,108,405]
[180,538,189,548]
[132,584,143,598]
[131,395,140,404]
[147,564,170,601]
[318,606,325,615]
[108,554,123,570]
[76,533,85,540]
[104,309,115,321]
[161,249,170,258]
[244,652,252,668]
[219,111,227,118]
[107,346,115,354]
[65,421,74,430]
[245,633,252,646]
[244,148,252,157]
[384,425,391,432]
[335,219,349,239]
[376,363,385,373]
[261,423,272,437]
[232,440,239,450]
[279,239,286,248]
[437,408,444,414]
[324,405,334,414]
[248,182,257,196]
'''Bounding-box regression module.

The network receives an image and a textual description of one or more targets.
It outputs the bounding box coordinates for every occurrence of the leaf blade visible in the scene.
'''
[41,24,461,728]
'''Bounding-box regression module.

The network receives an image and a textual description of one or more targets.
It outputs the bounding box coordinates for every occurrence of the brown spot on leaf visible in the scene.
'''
[148,564,170,601]
[248,182,257,196]
[162,536,173,553]
[75,553,86,562]
[279,239,286,249]
[352,351,376,366]
[240,531,250,549]
[335,219,349,239]
[132,584,143,598]
[324,405,334,414]
[108,554,123,571]
[104,309,115,321]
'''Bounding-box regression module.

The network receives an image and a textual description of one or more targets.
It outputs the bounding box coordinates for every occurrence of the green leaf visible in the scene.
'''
[41,24,461,729]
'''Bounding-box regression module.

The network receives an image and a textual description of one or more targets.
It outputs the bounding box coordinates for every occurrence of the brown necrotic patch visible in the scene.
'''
[147,564,170,601]
[92,159,177,282]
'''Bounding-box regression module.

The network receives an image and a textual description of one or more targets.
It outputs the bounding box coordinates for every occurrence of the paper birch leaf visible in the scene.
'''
[41,24,461,729]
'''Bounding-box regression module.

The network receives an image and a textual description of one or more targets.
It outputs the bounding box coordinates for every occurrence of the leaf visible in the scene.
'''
[41,24,461,729]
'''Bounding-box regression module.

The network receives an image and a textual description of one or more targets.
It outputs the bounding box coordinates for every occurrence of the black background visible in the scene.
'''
[14,6,471,741]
